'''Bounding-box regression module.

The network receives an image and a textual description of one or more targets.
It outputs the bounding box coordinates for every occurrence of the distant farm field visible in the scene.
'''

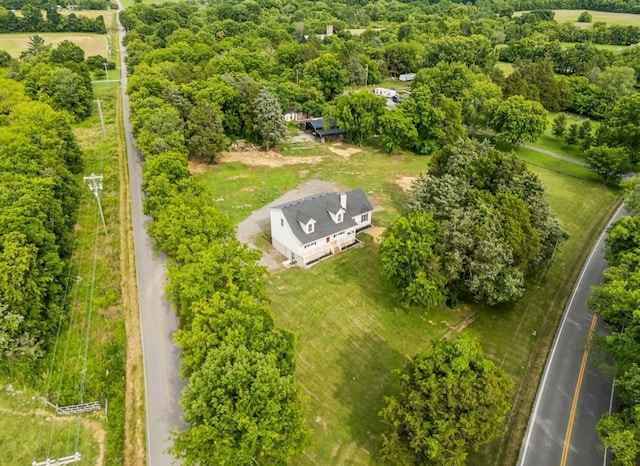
[0,32,109,58]
[516,9,640,27]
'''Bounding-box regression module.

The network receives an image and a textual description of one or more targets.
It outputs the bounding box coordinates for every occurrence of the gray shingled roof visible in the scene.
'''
[272,189,373,244]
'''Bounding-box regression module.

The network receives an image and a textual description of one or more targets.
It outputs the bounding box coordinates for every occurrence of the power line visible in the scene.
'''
[94,99,106,140]
[83,174,107,235]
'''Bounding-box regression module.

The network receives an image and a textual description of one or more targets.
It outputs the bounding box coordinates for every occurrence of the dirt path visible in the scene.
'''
[117,91,146,466]
[236,179,345,271]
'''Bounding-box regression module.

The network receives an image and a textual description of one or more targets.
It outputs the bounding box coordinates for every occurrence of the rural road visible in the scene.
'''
[518,203,626,466]
[117,5,183,465]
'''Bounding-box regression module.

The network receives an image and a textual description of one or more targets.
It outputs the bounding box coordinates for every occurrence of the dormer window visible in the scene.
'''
[307,222,314,233]
[337,212,343,223]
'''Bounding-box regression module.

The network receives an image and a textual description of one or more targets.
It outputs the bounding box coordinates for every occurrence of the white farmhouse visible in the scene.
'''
[270,189,373,267]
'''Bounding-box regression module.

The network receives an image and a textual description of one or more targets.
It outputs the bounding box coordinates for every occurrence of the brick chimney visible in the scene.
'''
[340,192,347,209]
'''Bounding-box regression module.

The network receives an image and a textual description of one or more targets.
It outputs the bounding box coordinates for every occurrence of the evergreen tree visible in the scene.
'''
[552,113,567,138]
[253,88,286,150]
[565,123,579,145]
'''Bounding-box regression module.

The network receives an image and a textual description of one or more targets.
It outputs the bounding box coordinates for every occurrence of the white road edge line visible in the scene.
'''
[518,202,625,465]
[603,377,616,466]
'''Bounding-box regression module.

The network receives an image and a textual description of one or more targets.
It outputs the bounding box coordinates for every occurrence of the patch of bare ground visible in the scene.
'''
[327,145,362,157]
[220,149,324,167]
[117,92,145,466]
[187,158,215,174]
[440,312,480,340]
[363,226,386,244]
[395,175,416,192]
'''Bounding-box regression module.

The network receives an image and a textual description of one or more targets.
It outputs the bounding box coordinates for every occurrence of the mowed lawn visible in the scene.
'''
[515,9,640,26]
[0,32,109,58]
[199,138,621,465]
[552,9,640,26]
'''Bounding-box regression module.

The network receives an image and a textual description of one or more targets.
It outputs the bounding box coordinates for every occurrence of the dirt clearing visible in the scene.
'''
[363,226,386,244]
[395,175,417,191]
[220,150,324,167]
[327,145,362,157]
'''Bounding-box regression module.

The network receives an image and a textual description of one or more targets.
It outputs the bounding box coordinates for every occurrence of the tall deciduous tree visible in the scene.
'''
[380,336,514,465]
[186,101,227,162]
[585,145,631,185]
[597,95,640,165]
[552,113,567,138]
[379,212,447,308]
[492,95,547,146]
[252,87,286,150]
[303,53,347,100]
[378,108,416,154]
[326,91,386,145]
[171,344,307,466]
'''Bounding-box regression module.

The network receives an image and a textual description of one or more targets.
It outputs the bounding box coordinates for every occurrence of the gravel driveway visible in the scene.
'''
[236,179,343,271]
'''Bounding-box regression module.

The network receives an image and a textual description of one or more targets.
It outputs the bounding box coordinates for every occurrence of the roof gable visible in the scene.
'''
[272,189,372,244]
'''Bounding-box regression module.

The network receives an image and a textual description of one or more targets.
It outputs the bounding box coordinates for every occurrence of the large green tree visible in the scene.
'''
[379,212,447,309]
[326,90,386,145]
[492,95,547,146]
[171,344,307,466]
[380,336,514,465]
[585,145,631,186]
[302,53,347,100]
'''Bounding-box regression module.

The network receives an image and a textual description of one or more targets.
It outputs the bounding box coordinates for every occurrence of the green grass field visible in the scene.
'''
[496,61,515,76]
[560,41,629,51]
[0,383,101,464]
[553,9,640,26]
[0,32,109,58]
[516,9,640,27]
[198,138,620,465]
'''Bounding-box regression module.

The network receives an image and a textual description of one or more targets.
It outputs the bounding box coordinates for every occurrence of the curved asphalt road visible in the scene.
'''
[518,203,626,466]
[116,6,183,465]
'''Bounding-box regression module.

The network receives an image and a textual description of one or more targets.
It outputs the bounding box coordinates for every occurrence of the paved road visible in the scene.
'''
[518,203,626,466]
[116,6,183,465]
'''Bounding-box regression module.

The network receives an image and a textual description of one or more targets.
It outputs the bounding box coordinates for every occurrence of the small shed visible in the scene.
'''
[301,118,344,143]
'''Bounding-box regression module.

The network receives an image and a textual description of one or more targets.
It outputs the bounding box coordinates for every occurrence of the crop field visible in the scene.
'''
[516,9,640,27]
[197,137,620,465]
[553,9,640,26]
[0,32,109,58]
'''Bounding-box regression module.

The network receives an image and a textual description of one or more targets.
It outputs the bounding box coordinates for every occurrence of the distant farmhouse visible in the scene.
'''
[300,118,344,143]
[270,189,373,267]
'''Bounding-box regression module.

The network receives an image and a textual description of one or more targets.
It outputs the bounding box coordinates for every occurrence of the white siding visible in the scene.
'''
[270,209,302,261]
[352,210,373,230]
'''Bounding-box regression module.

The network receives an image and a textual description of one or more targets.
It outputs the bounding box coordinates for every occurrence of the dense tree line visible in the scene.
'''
[1,37,96,121]
[589,183,640,465]
[2,0,109,10]
[0,77,82,369]
[0,4,106,33]
[125,25,308,461]
[380,139,567,307]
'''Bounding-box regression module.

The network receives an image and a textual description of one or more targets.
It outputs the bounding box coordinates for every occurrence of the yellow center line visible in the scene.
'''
[560,313,599,466]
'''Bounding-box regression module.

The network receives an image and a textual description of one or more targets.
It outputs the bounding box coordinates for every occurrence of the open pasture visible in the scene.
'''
[0,32,109,58]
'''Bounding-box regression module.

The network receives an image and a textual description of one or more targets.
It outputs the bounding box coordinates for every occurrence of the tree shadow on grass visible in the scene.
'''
[334,330,406,461]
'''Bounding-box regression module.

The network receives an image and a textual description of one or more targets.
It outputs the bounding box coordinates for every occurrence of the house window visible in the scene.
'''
[281,218,284,227]
[337,212,343,222]
[308,223,314,233]
[361,213,369,222]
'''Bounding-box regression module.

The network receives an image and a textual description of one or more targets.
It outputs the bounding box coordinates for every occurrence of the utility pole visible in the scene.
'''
[83,174,107,235]
[365,64,368,87]
[296,69,299,84]
[103,62,110,89]
[94,99,106,140]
